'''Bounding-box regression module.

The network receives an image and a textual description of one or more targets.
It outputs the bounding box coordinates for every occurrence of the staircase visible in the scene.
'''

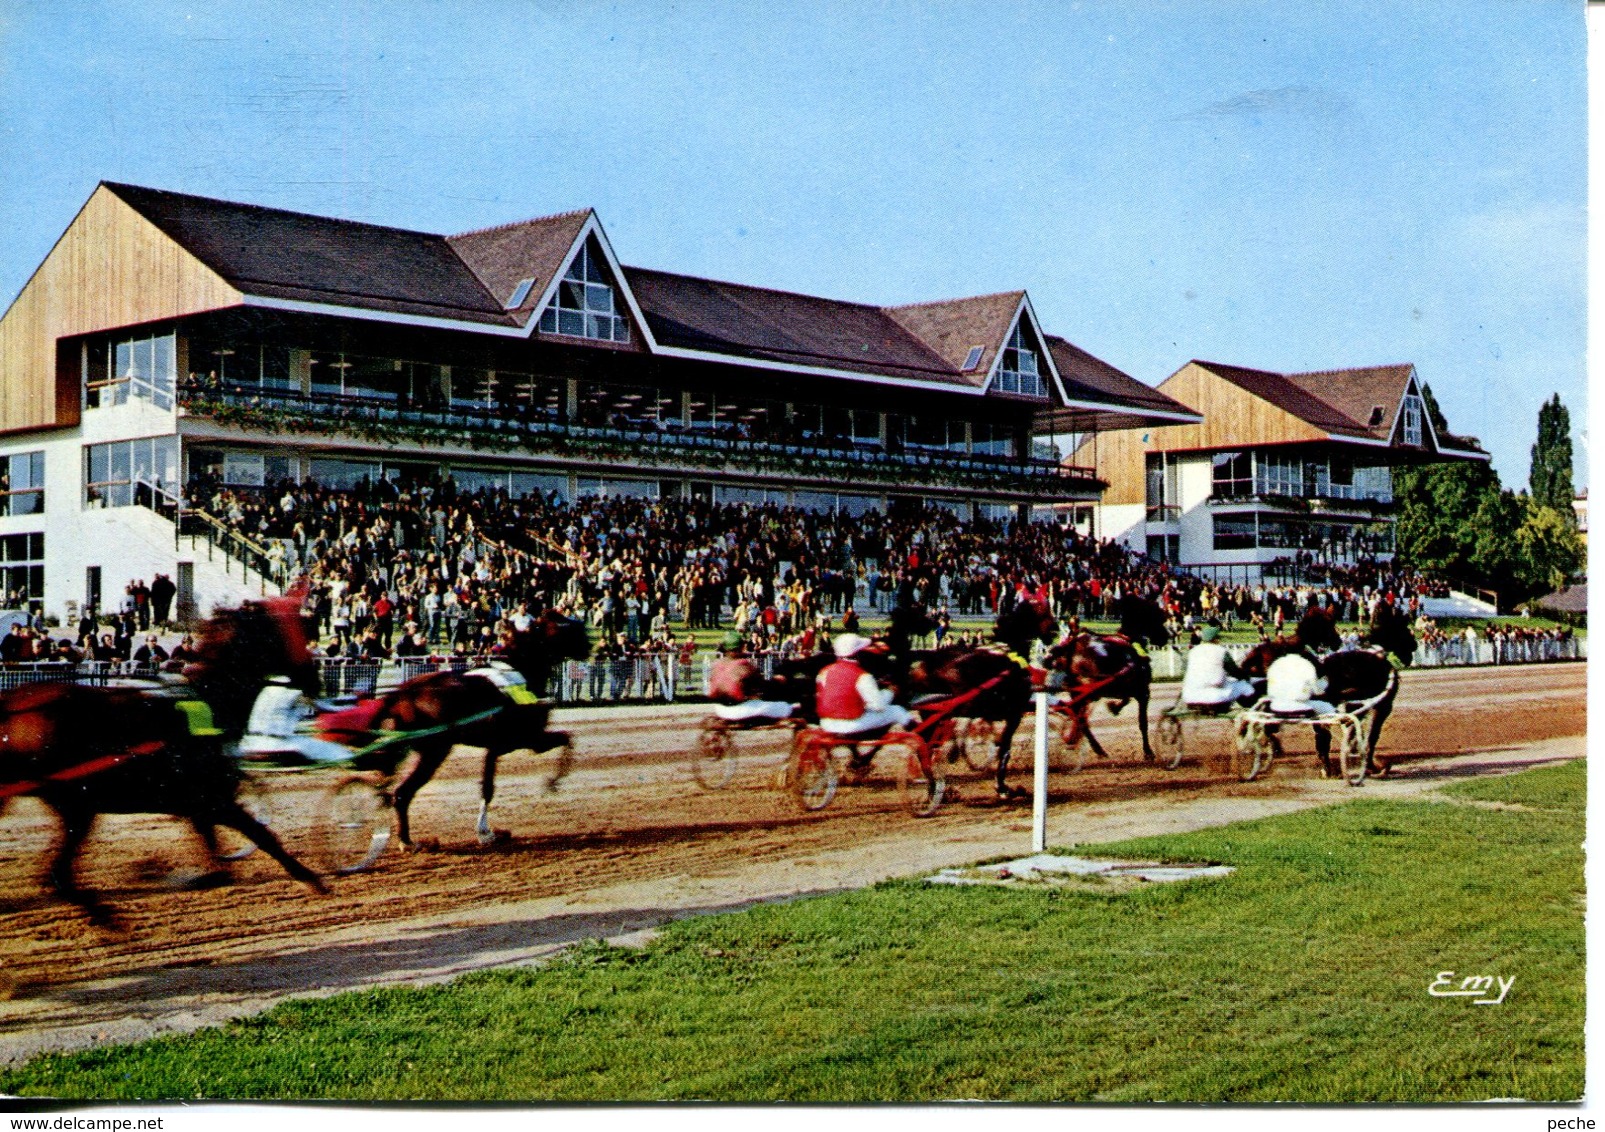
[1419,591,1499,619]
[129,483,284,616]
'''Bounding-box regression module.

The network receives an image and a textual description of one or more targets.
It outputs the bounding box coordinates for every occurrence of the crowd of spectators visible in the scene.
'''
[174,471,1477,670]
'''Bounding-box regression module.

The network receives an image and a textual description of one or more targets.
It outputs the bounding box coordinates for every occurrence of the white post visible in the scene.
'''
[1032,691,1050,853]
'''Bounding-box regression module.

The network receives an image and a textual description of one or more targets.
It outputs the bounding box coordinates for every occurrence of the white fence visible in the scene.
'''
[0,637,1580,706]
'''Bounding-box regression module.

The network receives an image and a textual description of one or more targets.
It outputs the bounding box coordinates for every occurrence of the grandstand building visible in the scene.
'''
[1087,359,1489,584]
[0,181,1197,621]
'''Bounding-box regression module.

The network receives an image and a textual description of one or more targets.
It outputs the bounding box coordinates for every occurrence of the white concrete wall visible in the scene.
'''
[1097,503,1146,551]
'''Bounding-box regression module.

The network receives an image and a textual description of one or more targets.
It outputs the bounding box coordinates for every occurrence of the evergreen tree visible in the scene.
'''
[1529,394,1574,515]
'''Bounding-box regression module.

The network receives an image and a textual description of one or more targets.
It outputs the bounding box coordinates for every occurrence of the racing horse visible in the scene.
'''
[0,598,326,925]
[905,600,1060,799]
[1042,595,1166,765]
[1239,604,1408,777]
[335,610,592,850]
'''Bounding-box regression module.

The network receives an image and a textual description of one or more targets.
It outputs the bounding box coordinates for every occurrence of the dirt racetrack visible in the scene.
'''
[0,661,1586,1064]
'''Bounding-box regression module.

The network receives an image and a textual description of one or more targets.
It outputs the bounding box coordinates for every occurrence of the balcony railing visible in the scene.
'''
[1210,478,1393,507]
[179,382,1101,497]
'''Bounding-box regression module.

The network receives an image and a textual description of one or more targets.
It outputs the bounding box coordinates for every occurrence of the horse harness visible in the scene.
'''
[0,696,223,800]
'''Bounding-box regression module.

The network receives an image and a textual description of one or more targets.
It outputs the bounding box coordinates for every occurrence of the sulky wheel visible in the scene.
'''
[220,773,274,861]
[1054,711,1093,773]
[692,722,737,790]
[1337,718,1369,786]
[317,774,393,875]
[898,741,946,817]
[793,740,840,812]
[1154,712,1185,771]
[959,718,999,772]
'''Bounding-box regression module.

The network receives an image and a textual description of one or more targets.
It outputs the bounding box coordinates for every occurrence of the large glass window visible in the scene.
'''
[971,421,1013,457]
[1256,453,1302,497]
[0,533,44,607]
[0,451,44,517]
[1211,451,1252,498]
[308,458,381,489]
[94,334,176,410]
[574,477,657,500]
[538,239,631,343]
[85,437,179,508]
[1212,515,1257,550]
[994,324,1047,398]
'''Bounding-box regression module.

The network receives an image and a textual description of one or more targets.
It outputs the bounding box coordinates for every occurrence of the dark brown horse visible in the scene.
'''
[905,600,1059,799]
[0,598,325,925]
[1240,604,1403,777]
[1042,594,1167,764]
[343,611,591,849]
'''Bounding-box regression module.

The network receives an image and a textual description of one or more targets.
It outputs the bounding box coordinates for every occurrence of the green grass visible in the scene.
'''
[4,760,1583,1102]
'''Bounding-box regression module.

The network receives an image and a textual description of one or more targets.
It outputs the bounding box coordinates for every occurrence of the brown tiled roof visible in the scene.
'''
[105,182,515,326]
[881,292,1024,385]
[1047,336,1195,417]
[1284,364,1415,442]
[623,266,970,385]
[1194,360,1373,438]
[447,209,592,325]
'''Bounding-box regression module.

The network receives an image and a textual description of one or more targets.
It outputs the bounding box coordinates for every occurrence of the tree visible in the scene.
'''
[1529,394,1575,515]
[1393,384,1521,597]
[1513,497,1584,595]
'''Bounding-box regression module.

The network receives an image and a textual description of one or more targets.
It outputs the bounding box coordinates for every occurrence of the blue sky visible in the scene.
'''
[0,1,1585,485]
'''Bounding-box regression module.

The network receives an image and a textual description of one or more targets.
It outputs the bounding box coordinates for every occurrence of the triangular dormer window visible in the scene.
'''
[538,237,631,343]
[1399,390,1424,446]
[995,323,1047,398]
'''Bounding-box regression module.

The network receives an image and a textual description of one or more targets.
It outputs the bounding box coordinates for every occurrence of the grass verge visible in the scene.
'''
[2,759,1583,1102]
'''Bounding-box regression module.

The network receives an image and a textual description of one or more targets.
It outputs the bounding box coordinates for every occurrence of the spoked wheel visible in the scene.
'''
[1337,718,1369,786]
[1232,720,1274,782]
[317,774,393,875]
[898,741,946,817]
[220,773,274,861]
[692,723,737,790]
[793,740,840,812]
[1153,713,1185,771]
[958,718,999,772]
[1053,710,1093,773]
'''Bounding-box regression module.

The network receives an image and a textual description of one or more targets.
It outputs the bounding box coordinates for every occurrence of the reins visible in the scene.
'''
[0,740,166,800]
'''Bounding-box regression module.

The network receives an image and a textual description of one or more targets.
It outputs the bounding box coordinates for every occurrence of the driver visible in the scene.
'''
[816,633,913,736]
[1181,625,1256,709]
[1265,652,1335,716]
[707,632,794,723]
[240,677,355,763]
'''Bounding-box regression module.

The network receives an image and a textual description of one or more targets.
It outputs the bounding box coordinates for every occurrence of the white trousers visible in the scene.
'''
[714,700,794,722]
[820,704,914,734]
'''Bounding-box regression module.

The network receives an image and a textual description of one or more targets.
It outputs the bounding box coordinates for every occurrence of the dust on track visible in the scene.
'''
[0,662,1585,1064]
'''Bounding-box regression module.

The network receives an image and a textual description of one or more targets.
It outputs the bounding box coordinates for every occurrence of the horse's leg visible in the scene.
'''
[213,801,327,892]
[1136,682,1153,762]
[477,747,501,845]
[47,806,115,927]
[1313,724,1334,778]
[392,743,450,850]
[184,817,234,889]
[1367,687,1397,776]
[994,712,1024,798]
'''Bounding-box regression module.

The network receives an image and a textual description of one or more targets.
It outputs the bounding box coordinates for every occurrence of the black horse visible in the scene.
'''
[0,597,326,925]
[1043,594,1165,764]
[906,600,1060,798]
[1241,604,1404,777]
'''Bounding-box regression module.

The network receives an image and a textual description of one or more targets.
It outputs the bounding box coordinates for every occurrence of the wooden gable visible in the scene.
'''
[0,185,242,434]
[1084,361,1331,507]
